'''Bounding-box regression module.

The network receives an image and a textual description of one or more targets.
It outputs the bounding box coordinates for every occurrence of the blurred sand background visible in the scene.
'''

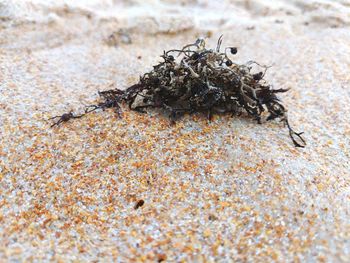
[0,0,350,262]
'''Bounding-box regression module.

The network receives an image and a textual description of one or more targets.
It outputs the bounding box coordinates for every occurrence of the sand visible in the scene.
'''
[0,0,350,261]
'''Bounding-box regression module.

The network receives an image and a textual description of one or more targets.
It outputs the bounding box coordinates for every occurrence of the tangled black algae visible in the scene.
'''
[50,36,306,147]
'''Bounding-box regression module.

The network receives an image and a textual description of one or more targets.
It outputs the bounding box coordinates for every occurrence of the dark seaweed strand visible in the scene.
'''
[49,38,306,148]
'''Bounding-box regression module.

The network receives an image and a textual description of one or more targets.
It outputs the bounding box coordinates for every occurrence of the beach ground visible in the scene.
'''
[0,1,350,261]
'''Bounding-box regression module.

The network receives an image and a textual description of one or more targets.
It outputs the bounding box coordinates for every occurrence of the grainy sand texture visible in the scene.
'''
[1,0,350,262]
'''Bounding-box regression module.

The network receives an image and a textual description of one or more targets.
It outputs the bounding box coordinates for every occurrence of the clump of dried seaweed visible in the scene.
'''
[50,36,306,147]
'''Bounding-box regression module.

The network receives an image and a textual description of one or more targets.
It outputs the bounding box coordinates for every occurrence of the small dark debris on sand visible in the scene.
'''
[134,200,145,210]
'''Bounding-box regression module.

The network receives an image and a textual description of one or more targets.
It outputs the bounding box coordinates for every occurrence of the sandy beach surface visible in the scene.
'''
[1,0,350,261]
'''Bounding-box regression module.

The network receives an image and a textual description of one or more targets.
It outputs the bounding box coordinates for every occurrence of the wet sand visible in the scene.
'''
[0,0,350,261]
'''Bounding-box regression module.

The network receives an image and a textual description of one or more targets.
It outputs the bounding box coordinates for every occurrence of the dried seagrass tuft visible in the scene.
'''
[50,36,306,147]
